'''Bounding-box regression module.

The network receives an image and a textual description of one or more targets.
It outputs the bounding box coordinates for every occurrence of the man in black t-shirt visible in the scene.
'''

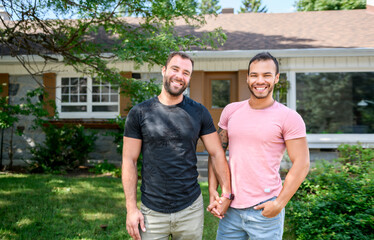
[122,52,232,240]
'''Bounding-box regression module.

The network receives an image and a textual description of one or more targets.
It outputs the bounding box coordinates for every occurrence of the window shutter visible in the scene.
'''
[0,73,9,100]
[43,73,56,117]
[119,71,132,116]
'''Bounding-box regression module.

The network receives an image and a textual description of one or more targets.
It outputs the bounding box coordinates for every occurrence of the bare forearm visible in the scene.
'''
[122,159,139,210]
[208,155,219,192]
[211,152,231,193]
[201,129,231,197]
[276,157,310,208]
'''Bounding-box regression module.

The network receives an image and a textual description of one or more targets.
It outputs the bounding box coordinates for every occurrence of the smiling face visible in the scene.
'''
[247,59,279,100]
[162,55,193,97]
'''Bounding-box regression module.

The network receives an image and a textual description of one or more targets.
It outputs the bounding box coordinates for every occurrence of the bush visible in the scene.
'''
[29,124,97,173]
[286,144,374,239]
[89,159,121,178]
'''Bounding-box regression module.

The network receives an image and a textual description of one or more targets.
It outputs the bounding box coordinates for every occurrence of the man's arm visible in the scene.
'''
[254,137,310,217]
[207,128,229,199]
[202,129,231,217]
[122,136,145,240]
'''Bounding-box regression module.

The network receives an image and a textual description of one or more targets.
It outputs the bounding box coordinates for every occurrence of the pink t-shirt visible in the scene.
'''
[218,100,306,208]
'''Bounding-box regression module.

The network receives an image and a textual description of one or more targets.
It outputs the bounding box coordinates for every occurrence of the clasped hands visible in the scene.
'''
[207,190,284,219]
[206,190,231,219]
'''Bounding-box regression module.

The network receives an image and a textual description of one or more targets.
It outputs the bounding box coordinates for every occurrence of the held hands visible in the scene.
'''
[126,208,146,240]
[253,199,283,218]
[207,190,231,219]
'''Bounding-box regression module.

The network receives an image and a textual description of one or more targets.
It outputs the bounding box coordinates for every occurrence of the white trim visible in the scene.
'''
[1,48,374,63]
[187,48,374,59]
[288,71,296,110]
[307,134,374,148]
[0,54,64,62]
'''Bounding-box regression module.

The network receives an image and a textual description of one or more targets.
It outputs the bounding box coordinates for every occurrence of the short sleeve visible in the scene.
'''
[283,110,306,141]
[218,105,230,130]
[199,105,216,136]
[124,106,143,139]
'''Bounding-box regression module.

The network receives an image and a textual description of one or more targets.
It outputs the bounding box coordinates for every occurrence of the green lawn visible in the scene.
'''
[0,174,220,240]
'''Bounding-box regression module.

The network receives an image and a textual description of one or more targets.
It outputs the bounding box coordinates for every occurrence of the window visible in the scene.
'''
[211,80,230,108]
[296,72,374,134]
[56,76,119,118]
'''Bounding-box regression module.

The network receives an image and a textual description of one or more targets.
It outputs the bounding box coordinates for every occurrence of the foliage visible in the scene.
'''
[239,0,268,13]
[286,144,374,239]
[0,85,21,130]
[29,124,97,173]
[0,86,52,168]
[273,73,290,106]
[0,0,226,86]
[0,175,222,239]
[295,0,366,11]
[89,160,121,178]
[199,0,221,14]
[120,78,162,111]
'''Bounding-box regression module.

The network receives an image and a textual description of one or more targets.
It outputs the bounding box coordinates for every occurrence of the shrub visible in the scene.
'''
[286,144,374,239]
[29,124,97,173]
[89,159,121,178]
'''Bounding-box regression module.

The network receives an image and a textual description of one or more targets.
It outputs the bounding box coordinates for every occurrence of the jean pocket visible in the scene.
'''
[260,210,276,219]
[259,207,283,220]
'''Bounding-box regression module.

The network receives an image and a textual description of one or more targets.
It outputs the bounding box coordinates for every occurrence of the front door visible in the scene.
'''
[205,72,238,128]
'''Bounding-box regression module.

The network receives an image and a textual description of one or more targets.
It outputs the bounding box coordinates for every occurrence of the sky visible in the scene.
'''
[219,0,297,13]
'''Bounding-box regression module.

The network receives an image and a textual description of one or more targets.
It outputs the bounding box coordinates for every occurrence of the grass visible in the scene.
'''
[0,174,220,240]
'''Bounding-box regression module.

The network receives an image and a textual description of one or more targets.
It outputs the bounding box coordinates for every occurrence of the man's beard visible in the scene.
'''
[248,84,274,99]
[164,75,187,96]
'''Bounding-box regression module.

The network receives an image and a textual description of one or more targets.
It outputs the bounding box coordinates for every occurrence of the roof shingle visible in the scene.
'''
[189,9,374,50]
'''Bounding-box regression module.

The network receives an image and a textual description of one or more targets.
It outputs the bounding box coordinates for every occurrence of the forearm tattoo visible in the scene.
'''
[217,127,229,151]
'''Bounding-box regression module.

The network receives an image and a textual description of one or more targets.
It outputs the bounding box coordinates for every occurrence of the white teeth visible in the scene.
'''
[256,87,265,90]
[171,80,182,86]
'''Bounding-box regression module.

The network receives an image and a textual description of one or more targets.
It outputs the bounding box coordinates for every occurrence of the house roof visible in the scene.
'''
[188,9,374,50]
[1,9,373,58]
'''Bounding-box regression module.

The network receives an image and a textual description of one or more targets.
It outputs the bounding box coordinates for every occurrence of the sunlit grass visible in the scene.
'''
[0,174,294,239]
[0,174,220,240]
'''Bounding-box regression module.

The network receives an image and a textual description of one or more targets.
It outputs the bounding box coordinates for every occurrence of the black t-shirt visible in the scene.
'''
[124,96,216,213]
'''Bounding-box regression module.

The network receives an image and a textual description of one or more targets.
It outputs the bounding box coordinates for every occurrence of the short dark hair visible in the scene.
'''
[248,52,279,75]
[165,52,194,69]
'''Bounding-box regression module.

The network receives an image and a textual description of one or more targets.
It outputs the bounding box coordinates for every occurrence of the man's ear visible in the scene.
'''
[161,66,166,77]
[274,73,280,84]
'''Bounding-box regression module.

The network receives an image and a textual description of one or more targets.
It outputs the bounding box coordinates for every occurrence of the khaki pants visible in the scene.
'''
[140,194,204,240]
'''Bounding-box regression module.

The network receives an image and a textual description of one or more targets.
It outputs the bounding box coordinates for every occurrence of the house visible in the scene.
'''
[1,2,374,169]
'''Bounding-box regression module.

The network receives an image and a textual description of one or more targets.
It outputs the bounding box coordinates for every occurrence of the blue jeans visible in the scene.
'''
[216,197,285,240]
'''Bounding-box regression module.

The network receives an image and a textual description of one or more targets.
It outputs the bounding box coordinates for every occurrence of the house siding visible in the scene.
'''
[1,54,373,167]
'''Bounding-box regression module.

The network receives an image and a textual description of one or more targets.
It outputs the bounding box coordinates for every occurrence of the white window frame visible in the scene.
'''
[56,74,119,119]
[287,68,374,149]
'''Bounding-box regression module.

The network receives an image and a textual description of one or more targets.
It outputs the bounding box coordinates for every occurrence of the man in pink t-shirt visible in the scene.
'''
[207,52,310,240]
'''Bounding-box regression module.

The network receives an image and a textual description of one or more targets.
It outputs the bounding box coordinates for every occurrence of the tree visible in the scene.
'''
[0,0,226,87]
[295,0,366,11]
[199,0,221,14]
[0,86,51,170]
[239,0,268,13]
[0,1,226,163]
